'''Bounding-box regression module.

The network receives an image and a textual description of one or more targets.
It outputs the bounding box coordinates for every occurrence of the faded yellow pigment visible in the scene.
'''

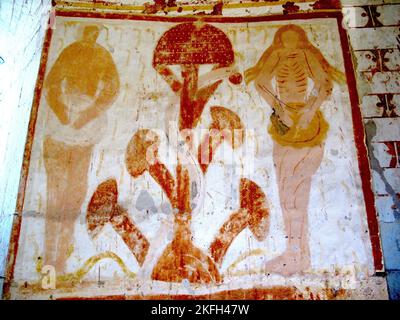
[268,102,329,148]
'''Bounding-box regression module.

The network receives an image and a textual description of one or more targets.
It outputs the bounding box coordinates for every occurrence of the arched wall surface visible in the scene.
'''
[0,0,52,294]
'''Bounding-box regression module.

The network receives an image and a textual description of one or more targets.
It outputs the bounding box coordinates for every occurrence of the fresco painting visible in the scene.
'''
[4,13,384,299]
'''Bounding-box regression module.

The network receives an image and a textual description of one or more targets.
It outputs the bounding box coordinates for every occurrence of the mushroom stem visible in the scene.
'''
[180,64,222,130]
[176,163,191,214]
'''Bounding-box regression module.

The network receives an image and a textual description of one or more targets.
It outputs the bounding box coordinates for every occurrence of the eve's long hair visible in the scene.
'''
[244,24,346,86]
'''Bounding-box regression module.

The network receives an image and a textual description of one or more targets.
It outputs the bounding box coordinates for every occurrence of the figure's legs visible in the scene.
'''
[55,144,93,272]
[265,142,324,276]
[43,137,70,271]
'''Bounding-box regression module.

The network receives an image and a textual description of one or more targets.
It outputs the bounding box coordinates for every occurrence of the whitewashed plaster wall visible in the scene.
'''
[0,0,52,292]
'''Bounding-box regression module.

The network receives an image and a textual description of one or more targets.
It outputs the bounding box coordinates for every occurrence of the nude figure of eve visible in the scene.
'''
[245,24,345,276]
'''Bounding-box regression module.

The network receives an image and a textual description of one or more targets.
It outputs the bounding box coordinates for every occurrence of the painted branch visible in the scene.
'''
[86,179,118,238]
[148,162,176,208]
[111,205,149,266]
[198,106,244,173]
[126,129,177,207]
[210,209,248,266]
[240,178,270,241]
[86,179,149,266]
[209,178,270,265]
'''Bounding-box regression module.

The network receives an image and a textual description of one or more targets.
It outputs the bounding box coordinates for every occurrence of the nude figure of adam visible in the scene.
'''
[43,25,120,273]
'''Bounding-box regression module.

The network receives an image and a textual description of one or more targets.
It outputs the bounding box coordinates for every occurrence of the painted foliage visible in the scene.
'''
[4,13,384,299]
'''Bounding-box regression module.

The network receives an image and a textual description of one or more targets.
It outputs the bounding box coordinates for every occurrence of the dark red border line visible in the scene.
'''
[2,10,383,300]
[2,27,54,300]
[55,10,337,22]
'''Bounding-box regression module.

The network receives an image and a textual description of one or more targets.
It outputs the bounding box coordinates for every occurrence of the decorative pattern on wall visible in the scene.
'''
[342,1,400,300]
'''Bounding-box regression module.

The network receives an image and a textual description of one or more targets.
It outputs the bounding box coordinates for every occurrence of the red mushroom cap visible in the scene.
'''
[153,22,234,66]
